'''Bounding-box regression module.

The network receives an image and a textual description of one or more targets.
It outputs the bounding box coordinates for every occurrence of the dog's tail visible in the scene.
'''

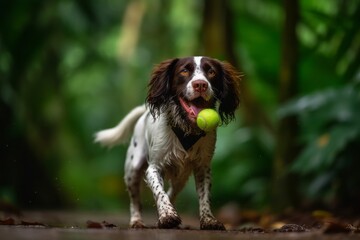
[94,105,146,147]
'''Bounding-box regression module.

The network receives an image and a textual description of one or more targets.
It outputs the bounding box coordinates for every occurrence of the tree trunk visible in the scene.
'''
[200,0,275,134]
[117,0,147,61]
[272,0,300,210]
[199,0,227,57]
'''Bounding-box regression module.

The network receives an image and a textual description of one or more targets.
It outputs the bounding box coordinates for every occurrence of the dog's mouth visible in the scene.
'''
[179,97,212,122]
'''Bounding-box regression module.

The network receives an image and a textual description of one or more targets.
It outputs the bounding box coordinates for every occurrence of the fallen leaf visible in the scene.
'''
[312,210,333,219]
[20,220,46,227]
[86,220,103,229]
[239,226,265,233]
[102,221,117,228]
[274,223,308,232]
[270,221,286,229]
[0,218,15,225]
[322,221,352,234]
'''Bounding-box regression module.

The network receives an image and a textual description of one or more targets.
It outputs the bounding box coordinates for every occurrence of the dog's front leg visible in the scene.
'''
[145,164,181,228]
[194,166,225,230]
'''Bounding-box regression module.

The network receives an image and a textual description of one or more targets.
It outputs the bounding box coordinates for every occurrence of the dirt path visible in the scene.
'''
[1,211,359,240]
[2,227,359,240]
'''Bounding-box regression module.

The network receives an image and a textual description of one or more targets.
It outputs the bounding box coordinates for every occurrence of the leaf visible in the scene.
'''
[277,88,336,118]
[279,84,360,143]
[274,223,308,232]
[292,122,360,174]
[20,220,47,227]
[102,221,117,228]
[0,218,15,225]
[86,220,103,229]
[322,221,355,234]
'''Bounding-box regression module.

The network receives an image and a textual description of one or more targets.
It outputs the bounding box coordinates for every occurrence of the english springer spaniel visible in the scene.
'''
[95,56,241,230]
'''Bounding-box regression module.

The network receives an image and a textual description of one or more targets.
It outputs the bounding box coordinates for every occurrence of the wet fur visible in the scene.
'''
[95,56,241,230]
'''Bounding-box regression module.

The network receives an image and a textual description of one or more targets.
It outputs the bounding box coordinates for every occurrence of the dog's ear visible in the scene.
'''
[146,58,179,117]
[218,61,241,125]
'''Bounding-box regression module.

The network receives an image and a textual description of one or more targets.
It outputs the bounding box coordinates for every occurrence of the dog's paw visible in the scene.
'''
[200,218,226,231]
[158,213,182,229]
[130,220,147,229]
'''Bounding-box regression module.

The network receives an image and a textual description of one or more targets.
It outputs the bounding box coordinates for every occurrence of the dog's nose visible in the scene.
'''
[192,80,208,93]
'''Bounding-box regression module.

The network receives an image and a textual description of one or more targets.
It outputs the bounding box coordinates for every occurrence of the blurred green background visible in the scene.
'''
[1,0,359,215]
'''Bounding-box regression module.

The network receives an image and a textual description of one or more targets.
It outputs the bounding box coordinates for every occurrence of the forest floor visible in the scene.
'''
[1,210,360,240]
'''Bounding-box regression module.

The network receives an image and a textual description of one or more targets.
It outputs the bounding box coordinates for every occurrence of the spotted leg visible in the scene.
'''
[146,164,181,228]
[194,166,225,230]
[124,137,148,228]
[124,165,146,228]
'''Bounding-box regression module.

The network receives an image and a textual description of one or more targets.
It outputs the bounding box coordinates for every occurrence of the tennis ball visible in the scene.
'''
[196,109,220,132]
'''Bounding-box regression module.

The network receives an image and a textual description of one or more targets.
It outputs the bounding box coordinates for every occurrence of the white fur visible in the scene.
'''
[95,56,227,230]
[95,105,223,229]
[186,56,213,101]
[94,105,146,147]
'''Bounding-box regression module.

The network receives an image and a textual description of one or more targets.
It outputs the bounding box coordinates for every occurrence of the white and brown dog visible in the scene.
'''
[95,56,241,230]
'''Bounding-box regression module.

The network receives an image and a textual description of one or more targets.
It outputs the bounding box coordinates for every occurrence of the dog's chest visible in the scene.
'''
[162,142,203,180]
[144,114,216,177]
[161,135,214,177]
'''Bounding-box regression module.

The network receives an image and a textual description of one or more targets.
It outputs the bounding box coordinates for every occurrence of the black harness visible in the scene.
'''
[172,126,206,151]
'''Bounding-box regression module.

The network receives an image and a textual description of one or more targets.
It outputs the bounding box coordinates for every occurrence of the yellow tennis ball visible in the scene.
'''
[197,109,220,132]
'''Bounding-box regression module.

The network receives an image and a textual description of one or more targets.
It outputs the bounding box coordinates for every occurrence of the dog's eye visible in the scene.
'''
[208,68,216,77]
[180,68,189,77]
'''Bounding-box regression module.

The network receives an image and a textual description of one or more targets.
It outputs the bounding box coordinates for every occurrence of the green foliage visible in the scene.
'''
[1,0,359,212]
[279,83,360,205]
[211,122,274,209]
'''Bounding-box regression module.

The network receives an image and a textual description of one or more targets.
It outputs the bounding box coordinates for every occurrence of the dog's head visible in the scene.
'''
[146,56,241,133]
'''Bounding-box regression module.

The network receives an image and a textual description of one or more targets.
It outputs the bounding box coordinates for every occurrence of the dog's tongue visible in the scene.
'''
[189,104,202,117]
[179,97,203,118]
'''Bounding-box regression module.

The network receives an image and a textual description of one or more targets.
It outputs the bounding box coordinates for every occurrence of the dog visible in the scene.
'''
[95,56,241,230]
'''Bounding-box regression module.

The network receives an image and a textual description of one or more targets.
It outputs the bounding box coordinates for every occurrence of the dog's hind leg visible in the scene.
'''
[124,136,148,228]
[167,172,191,204]
[194,166,225,230]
